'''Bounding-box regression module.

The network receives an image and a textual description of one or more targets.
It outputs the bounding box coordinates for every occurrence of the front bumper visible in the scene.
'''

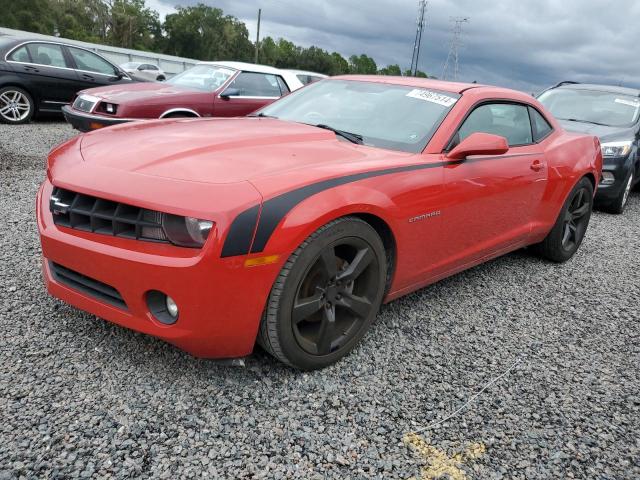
[62,106,134,132]
[595,155,633,204]
[37,180,281,358]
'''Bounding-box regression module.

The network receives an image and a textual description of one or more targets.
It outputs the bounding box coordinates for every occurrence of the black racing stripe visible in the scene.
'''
[250,161,454,253]
[222,152,536,257]
[220,204,261,258]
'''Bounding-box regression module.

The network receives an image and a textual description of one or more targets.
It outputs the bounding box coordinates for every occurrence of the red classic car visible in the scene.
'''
[61,61,306,131]
[39,76,602,369]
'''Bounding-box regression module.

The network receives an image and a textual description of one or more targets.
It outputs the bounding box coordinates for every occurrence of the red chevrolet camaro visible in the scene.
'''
[37,76,602,369]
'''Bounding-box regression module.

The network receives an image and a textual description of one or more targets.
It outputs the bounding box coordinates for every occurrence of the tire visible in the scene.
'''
[156,75,166,82]
[258,217,387,370]
[0,86,35,124]
[535,177,594,263]
[605,170,634,214]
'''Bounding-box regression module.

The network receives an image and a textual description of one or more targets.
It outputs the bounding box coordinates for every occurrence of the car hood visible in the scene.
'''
[80,81,205,104]
[557,119,636,143]
[79,118,411,186]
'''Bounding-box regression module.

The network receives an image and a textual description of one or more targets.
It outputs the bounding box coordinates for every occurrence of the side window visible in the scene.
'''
[276,76,290,94]
[456,103,533,147]
[228,72,282,97]
[67,47,116,76]
[8,46,31,63]
[529,107,553,142]
[26,43,68,68]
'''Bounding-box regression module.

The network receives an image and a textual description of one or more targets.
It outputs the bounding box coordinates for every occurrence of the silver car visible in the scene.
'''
[119,62,166,82]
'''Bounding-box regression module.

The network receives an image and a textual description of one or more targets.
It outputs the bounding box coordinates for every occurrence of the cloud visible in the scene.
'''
[151,0,640,93]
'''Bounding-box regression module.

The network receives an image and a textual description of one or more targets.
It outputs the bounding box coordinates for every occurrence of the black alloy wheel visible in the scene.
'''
[535,176,594,263]
[561,186,591,251]
[258,217,387,370]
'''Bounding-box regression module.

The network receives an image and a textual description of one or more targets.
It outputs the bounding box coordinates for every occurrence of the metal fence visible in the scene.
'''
[0,27,198,77]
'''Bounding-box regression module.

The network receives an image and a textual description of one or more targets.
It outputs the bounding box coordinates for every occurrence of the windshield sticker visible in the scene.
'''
[406,89,458,107]
[615,98,640,108]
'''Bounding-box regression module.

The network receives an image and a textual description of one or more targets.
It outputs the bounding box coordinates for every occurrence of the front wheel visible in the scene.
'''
[605,170,633,214]
[258,217,387,370]
[0,87,34,124]
[535,177,594,263]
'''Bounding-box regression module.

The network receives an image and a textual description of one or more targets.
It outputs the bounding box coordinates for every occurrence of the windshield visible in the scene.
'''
[167,65,236,92]
[257,80,460,153]
[538,88,640,127]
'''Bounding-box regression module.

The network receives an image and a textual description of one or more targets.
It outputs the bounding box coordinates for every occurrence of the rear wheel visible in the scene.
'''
[258,217,387,370]
[0,87,34,124]
[535,177,593,262]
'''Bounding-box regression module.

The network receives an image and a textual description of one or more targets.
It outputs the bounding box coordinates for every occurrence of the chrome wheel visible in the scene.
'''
[0,89,32,122]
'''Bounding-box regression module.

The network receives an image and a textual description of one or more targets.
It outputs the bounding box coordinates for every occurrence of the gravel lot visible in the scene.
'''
[1,121,639,479]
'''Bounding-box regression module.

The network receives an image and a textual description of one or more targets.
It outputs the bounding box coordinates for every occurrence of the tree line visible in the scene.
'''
[0,0,430,77]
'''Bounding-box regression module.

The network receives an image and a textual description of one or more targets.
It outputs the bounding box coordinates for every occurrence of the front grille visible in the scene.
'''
[50,187,169,243]
[72,96,97,113]
[50,262,127,310]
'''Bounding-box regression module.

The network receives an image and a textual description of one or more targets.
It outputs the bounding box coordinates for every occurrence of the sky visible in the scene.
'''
[146,0,640,94]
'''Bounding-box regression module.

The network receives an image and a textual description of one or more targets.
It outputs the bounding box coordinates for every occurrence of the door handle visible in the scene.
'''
[24,65,39,72]
[530,160,543,172]
[81,74,95,80]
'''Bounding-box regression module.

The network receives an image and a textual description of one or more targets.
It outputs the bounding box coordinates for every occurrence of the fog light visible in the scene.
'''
[166,295,178,317]
[146,290,179,325]
[601,172,615,186]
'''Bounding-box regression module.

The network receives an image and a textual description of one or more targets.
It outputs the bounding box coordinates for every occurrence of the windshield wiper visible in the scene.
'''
[558,118,609,127]
[248,112,277,118]
[313,124,364,144]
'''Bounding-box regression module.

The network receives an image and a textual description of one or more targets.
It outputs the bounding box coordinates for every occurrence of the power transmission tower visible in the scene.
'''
[409,0,427,76]
[442,16,469,81]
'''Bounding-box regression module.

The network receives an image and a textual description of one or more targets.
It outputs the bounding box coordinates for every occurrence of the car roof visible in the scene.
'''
[554,83,640,97]
[196,61,285,75]
[332,75,492,94]
[286,69,328,78]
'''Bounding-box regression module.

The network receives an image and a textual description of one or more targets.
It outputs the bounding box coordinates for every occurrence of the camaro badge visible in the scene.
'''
[409,211,441,223]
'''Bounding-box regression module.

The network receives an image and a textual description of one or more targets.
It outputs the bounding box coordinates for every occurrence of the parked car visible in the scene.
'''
[62,61,305,132]
[285,69,328,85]
[120,61,166,82]
[538,82,640,213]
[38,76,601,369]
[0,35,132,124]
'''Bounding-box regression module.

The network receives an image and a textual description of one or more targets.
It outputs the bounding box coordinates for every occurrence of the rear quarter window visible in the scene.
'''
[529,107,553,142]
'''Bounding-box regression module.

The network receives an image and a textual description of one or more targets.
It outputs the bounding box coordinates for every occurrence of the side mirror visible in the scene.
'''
[220,87,240,99]
[447,132,509,160]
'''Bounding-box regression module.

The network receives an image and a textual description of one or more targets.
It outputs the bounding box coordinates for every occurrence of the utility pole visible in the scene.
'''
[442,16,469,81]
[409,0,427,76]
[254,8,262,64]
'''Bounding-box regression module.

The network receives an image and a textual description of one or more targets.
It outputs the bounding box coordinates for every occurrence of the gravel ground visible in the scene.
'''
[1,121,639,479]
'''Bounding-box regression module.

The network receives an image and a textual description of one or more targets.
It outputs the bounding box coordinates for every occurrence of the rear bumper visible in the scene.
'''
[62,106,133,132]
[37,180,280,358]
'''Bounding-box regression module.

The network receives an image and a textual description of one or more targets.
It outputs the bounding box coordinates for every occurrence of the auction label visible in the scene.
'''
[406,89,458,107]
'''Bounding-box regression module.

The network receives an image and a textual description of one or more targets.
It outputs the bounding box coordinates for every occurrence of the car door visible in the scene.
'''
[214,71,289,117]
[7,42,79,111]
[65,46,126,89]
[440,102,548,264]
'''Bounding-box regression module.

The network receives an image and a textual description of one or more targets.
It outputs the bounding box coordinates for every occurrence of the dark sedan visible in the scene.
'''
[538,82,640,214]
[0,35,133,124]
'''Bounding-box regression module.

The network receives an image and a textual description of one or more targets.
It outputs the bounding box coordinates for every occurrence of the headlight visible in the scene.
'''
[163,214,214,247]
[601,140,632,157]
[97,102,118,115]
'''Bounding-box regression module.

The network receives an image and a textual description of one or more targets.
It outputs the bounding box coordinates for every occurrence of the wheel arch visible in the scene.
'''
[159,108,200,118]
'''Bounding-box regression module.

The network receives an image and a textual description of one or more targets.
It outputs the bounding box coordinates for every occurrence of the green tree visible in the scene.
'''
[348,54,377,74]
[378,64,401,76]
[403,69,430,78]
[105,0,160,50]
[163,3,252,61]
[0,0,55,34]
[328,52,349,75]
